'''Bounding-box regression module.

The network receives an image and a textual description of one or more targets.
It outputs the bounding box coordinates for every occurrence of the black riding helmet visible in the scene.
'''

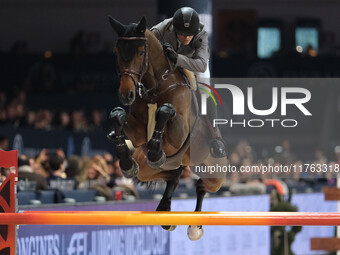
[173,7,200,36]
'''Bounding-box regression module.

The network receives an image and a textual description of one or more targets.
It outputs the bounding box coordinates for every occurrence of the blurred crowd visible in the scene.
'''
[4,30,114,58]
[0,148,138,201]
[223,139,339,196]
[0,31,118,132]
[0,90,107,132]
[1,138,338,204]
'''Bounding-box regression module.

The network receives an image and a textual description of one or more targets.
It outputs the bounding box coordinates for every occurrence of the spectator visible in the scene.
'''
[23,110,36,128]
[107,158,138,198]
[230,178,267,195]
[103,152,114,163]
[0,135,9,150]
[31,152,50,179]
[0,167,10,179]
[41,150,77,190]
[17,155,48,190]
[0,166,16,179]
[92,155,110,182]
[6,102,18,125]
[235,140,254,163]
[53,110,72,130]
[0,108,7,125]
[71,110,87,132]
[79,156,113,200]
[45,152,66,178]
[66,155,84,180]
[34,109,53,130]
[275,139,296,165]
[106,158,122,188]
[88,109,103,131]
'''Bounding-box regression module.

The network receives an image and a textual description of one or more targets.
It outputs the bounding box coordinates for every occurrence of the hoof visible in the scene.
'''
[187,225,203,241]
[147,151,166,169]
[161,225,177,231]
[121,159,139,178]
[156,200,175,231]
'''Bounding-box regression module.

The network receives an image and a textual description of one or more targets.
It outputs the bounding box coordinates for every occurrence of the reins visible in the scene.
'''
[116,35,189,103]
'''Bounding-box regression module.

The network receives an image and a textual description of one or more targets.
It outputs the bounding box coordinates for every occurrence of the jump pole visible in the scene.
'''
[1,211,340,226]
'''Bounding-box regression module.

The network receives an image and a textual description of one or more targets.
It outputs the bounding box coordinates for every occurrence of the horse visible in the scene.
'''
[107,16,227,240]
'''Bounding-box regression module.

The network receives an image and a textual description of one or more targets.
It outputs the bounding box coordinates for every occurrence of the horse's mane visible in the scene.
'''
[145,30,170,74]
[145,29,162,50]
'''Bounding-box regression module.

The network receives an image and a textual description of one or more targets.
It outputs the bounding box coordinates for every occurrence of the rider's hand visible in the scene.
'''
[165,48,178,64]
[162,42,178,64]
[162,42,174,51]
[162,47,177,65]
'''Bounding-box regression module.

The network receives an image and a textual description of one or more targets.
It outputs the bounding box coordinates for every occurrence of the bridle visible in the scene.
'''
[115,36,187,103]
[116,36,151,99]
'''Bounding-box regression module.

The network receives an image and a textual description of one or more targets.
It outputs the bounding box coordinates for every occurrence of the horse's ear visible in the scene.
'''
[108,15,125,36]
[136,16,147,34]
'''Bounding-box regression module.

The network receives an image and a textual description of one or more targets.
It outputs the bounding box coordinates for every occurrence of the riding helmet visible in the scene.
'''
[172,7,200,36]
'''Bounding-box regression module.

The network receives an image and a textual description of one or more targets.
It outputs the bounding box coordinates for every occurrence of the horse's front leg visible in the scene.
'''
[107,107,139,178]
[147,103,176,168]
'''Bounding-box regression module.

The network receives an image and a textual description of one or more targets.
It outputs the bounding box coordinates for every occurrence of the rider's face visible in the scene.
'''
[177,34,194,46]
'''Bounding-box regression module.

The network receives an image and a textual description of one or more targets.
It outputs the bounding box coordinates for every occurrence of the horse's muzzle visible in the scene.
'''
[119,91,135,105]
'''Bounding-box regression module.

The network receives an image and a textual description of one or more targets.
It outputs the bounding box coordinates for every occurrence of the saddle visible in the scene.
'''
[181,68,197,91]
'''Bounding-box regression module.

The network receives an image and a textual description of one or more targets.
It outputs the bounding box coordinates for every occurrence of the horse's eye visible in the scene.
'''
[139,51,145,56]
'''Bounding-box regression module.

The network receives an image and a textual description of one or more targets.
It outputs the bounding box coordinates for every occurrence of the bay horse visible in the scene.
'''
[107,16,227,240]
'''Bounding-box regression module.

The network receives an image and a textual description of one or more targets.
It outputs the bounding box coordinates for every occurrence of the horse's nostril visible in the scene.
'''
[129,91,134,100]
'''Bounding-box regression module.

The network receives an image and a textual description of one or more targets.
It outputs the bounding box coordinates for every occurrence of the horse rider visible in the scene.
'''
[151,7,227,158]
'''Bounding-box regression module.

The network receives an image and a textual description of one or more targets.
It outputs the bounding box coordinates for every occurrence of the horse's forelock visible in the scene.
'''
[124,23,145,37]
[116,23,146,62]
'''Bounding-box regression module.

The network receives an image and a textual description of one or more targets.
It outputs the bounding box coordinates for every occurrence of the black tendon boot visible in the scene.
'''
[206,97,227,158]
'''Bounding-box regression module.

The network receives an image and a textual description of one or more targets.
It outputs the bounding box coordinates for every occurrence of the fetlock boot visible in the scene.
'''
[209,127,227,158]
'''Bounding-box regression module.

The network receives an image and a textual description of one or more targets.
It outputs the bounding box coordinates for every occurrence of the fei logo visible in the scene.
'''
[199,83,312,128]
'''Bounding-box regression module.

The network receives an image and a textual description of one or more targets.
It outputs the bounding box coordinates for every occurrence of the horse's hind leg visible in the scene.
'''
[107,107,139,178]
[147,103,176,168]
[188,177,224,241]
[187,179,206,241]
[194,179,207,212]
[156,166,183,231]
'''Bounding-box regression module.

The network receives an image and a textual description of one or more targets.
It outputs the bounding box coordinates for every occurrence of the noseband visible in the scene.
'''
[116,37,149,98]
